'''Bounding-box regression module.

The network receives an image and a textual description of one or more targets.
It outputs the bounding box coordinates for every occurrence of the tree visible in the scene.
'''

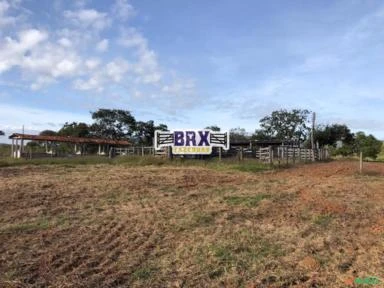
[258,109,311,141]
[230,127,250,142]
[58,122,90,138]
[0,130,4,136]
[355,131,382,159]
[133,120,168,146]
[90,109,136,140]
[252,129,271,141]
[205,125,221,132]
[315,124,354,147]
[39,130,57,136]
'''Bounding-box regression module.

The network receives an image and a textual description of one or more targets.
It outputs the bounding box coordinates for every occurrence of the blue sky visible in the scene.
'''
[1,0,384,141]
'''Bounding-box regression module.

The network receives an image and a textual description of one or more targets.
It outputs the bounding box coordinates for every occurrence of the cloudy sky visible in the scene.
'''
[1,0,384,140]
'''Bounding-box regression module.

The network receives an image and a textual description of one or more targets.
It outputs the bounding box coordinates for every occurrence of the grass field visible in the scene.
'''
[0,160,383,287]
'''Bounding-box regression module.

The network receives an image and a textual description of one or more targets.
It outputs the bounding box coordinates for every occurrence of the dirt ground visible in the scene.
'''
[0,160,383,287]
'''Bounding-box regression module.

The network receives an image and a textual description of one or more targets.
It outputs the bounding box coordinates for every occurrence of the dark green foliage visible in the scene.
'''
[133,120,167,146]
[39,130,57,136]
[205,125,221,131]
[257,109,311,141]
[230,127,249,142]
[334,144,354,156]
[355,131,382,159]
[58,122,90,137]
[90,109,136,140]
[0,130,4,136]
[315,124,354,147]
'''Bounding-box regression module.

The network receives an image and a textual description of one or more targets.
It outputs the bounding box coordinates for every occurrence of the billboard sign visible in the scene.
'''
[154,130,230,155]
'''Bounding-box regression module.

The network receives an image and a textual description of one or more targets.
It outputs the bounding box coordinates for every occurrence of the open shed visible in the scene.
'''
[8,133,131,158]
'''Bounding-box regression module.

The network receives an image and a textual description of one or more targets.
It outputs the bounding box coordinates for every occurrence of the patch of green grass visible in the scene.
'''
[313,214,333,227]
[231,162,271,173]
[205,231,285,275]
[132,265,158,280]
[0,155,272,174]
[0,217,52,234]
[224,194,270,207]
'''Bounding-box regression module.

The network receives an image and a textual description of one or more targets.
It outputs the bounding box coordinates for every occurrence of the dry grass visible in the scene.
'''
[0,161,384,287]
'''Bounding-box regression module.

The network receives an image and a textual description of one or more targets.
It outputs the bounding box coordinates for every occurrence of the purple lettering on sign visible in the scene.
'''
[198,131,209,146]
[174,131,184,146]
[185,131,196,146]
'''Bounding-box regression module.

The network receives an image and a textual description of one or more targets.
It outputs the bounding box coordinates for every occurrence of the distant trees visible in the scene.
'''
[58,122,90,138]
[39,130,57,136]
[0,130,4,136]
[230,127,249,142]
[355,132,382,159]
[133,120,168,146]
[205,125,221,132]
[90,109,136,140]
[314,125,382,159]
[315,124,354,147]
[255,109,311,141]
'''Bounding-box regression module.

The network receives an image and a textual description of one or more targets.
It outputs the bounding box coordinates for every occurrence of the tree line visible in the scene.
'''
[38,109,168,146]
[3,108,382,159]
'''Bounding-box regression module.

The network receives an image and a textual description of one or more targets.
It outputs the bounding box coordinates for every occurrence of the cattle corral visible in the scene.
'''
[0,160,383,287]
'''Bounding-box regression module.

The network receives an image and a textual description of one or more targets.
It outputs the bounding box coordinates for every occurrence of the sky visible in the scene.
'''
[1,0,384,142]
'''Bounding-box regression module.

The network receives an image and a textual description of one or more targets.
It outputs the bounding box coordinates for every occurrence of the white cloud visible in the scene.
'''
[106,60,129,82]
[96,38,108,52]
[73,75,104,92]
[64,9,111,31]
[112,0,135,21]
[0,0,17,27]
[58,37,72,47]
[118,28,161,83]
[0,0,197,113]
[0,29,48,73]
[85,58,100,70]
[118,27,147,49]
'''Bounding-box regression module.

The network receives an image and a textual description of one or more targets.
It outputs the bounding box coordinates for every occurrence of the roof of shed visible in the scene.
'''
[9,133,131,146]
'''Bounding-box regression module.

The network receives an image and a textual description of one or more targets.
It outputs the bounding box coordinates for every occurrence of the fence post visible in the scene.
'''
[298,148,301,162]
[293,148,296,164]
[239,147,244,161]
[286,146,289,165]
[167,146,173,159]
[219,147,222,161]
[142,146,144,157]
[269,146,273,166]
[359,152,363,173]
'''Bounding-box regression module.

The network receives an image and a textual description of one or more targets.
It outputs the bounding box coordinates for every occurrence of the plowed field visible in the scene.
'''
[0,161,383,287]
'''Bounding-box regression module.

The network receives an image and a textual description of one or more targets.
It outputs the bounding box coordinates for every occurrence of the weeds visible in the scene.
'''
[313,214,333,227]
[224,194,270,207]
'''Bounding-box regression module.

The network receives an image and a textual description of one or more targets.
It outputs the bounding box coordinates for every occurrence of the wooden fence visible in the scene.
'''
[112,146,329,163]
[239,146,329,163]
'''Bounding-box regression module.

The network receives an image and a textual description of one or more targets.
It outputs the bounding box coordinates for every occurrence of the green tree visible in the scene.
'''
[133,120,168,146]
[205,125,221,131]
[39,130,57,136]
[230,127,249,142]
[252,129,272,141]
[355,131,382,159]
[315,124,354,147]
[0,130,4,136]
[58,122,90,137]
[90,109,136,140]
[258,109,311,141]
